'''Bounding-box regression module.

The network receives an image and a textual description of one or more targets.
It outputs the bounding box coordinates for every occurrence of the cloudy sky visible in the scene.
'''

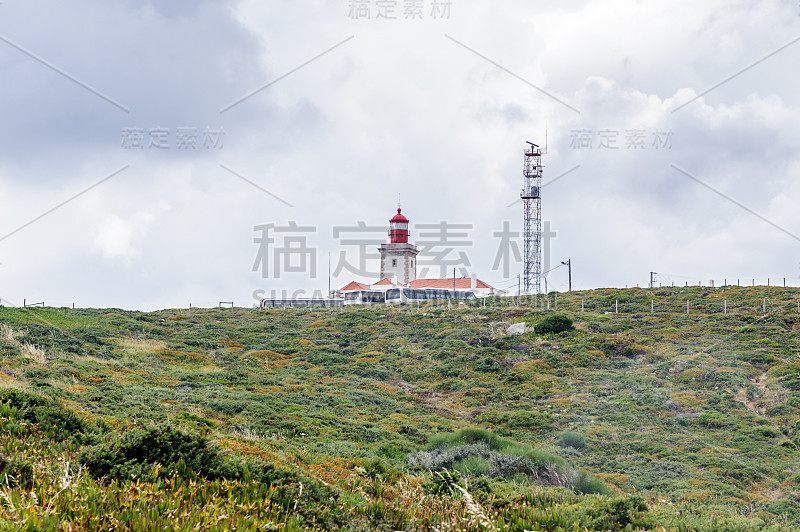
[1,0,799,310]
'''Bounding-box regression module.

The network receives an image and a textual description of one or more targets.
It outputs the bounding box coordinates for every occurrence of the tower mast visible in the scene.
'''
[521,141,543,294]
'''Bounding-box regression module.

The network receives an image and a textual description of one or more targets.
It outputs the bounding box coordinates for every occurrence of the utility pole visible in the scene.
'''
[561,259,572,292]
[650,272,655,289]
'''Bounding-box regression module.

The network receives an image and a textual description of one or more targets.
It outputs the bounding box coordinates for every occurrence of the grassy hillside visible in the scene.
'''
[1,286,800,530]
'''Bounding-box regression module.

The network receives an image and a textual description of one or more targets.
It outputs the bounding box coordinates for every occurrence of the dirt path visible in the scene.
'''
[736,373,770,415]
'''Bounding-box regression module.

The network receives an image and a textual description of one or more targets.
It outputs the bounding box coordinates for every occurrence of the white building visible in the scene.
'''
[339,207,495,298]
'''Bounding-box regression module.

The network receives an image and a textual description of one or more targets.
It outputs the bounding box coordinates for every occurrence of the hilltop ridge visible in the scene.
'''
[1,286,800,530]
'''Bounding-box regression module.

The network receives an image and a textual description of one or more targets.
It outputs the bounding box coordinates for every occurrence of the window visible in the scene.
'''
[392,259,397,267]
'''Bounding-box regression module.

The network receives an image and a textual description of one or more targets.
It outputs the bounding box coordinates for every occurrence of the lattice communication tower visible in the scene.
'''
[521,141,543,294]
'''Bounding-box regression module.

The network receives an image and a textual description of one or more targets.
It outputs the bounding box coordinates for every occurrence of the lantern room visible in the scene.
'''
[389,208,410,244]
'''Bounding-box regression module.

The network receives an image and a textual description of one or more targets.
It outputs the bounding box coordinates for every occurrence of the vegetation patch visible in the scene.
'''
[534,314,575,335]
[408,428,607,494]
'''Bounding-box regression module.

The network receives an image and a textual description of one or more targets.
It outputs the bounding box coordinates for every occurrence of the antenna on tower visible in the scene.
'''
[398,193,401,209]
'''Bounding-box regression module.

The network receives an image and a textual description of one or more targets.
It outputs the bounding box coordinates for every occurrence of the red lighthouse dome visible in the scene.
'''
[389,208,410,244]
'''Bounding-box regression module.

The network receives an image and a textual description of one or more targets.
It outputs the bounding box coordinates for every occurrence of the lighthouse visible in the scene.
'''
[378,208,419,285]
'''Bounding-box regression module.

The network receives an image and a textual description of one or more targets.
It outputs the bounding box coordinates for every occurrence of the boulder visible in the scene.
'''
[507,322,526,336]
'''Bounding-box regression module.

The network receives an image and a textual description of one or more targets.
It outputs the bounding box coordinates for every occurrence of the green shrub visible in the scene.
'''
[427,427,505,451]
[757,427,780,438]
[469,476,492,497]
[738,352,777,365]
[0,389,94,442]
[564,494,651,530]
[0,456,34,490]
[409,429,606,495]
[422,470,462,497]
[79,424,307,488]
[475,356,502,373]
[557,431,586,451]
[698,412,730,428]
[174,411,217,428]
[79,425,225,482]
[359,457,401,483]
[535,315,574,335]
[506,410,552,432]
[571,470,608,495]
[454,455,492,476]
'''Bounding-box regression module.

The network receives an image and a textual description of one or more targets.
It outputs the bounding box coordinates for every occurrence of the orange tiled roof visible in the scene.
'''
[409,278,493,289]
[340,281,369,291]
[373,278,395,285]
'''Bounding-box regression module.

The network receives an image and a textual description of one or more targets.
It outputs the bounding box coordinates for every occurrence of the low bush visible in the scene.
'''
[0,456,34,489]
[408,429,607,495]
[563,494,653,530]
[80,424,310,489]
[77,424,342,524]
[557,431,586,451]
[422,469,462,497]
[358,457,402,483]
[0,389,95,442]
[535,315,575,335]
[79,425,228,482]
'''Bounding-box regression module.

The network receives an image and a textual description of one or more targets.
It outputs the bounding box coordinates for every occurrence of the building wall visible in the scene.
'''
[378,243,419,285]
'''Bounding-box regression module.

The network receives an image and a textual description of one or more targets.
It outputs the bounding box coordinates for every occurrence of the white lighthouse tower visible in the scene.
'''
[378,208,419,285]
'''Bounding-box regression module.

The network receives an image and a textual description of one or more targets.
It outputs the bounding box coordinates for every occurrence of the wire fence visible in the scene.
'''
[323,286,800,317]
[466,287,800,317]
[5,284,799,317]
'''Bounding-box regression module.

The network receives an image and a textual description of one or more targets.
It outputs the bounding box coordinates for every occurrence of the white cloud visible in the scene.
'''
[1,0,799,308]
[93,207,165,262]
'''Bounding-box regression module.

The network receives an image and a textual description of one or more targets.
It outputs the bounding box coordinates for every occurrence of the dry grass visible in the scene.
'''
[112,337,168,352]
[2,325,51,365]
[230,425,267,441]
[72,354,115,365]
[0,324,18,343]
[21,343,48,365]
[0,373,25,390]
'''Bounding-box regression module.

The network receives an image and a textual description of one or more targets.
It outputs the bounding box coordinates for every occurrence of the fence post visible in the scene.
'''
[763,298,766,313]
[581,299,584,312]
[615,300,618,314]
[724,300,727,315]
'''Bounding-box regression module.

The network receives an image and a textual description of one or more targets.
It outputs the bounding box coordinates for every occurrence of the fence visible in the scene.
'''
[319,285,800,317]
[260,298,343,309]
[490,286,800,318]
